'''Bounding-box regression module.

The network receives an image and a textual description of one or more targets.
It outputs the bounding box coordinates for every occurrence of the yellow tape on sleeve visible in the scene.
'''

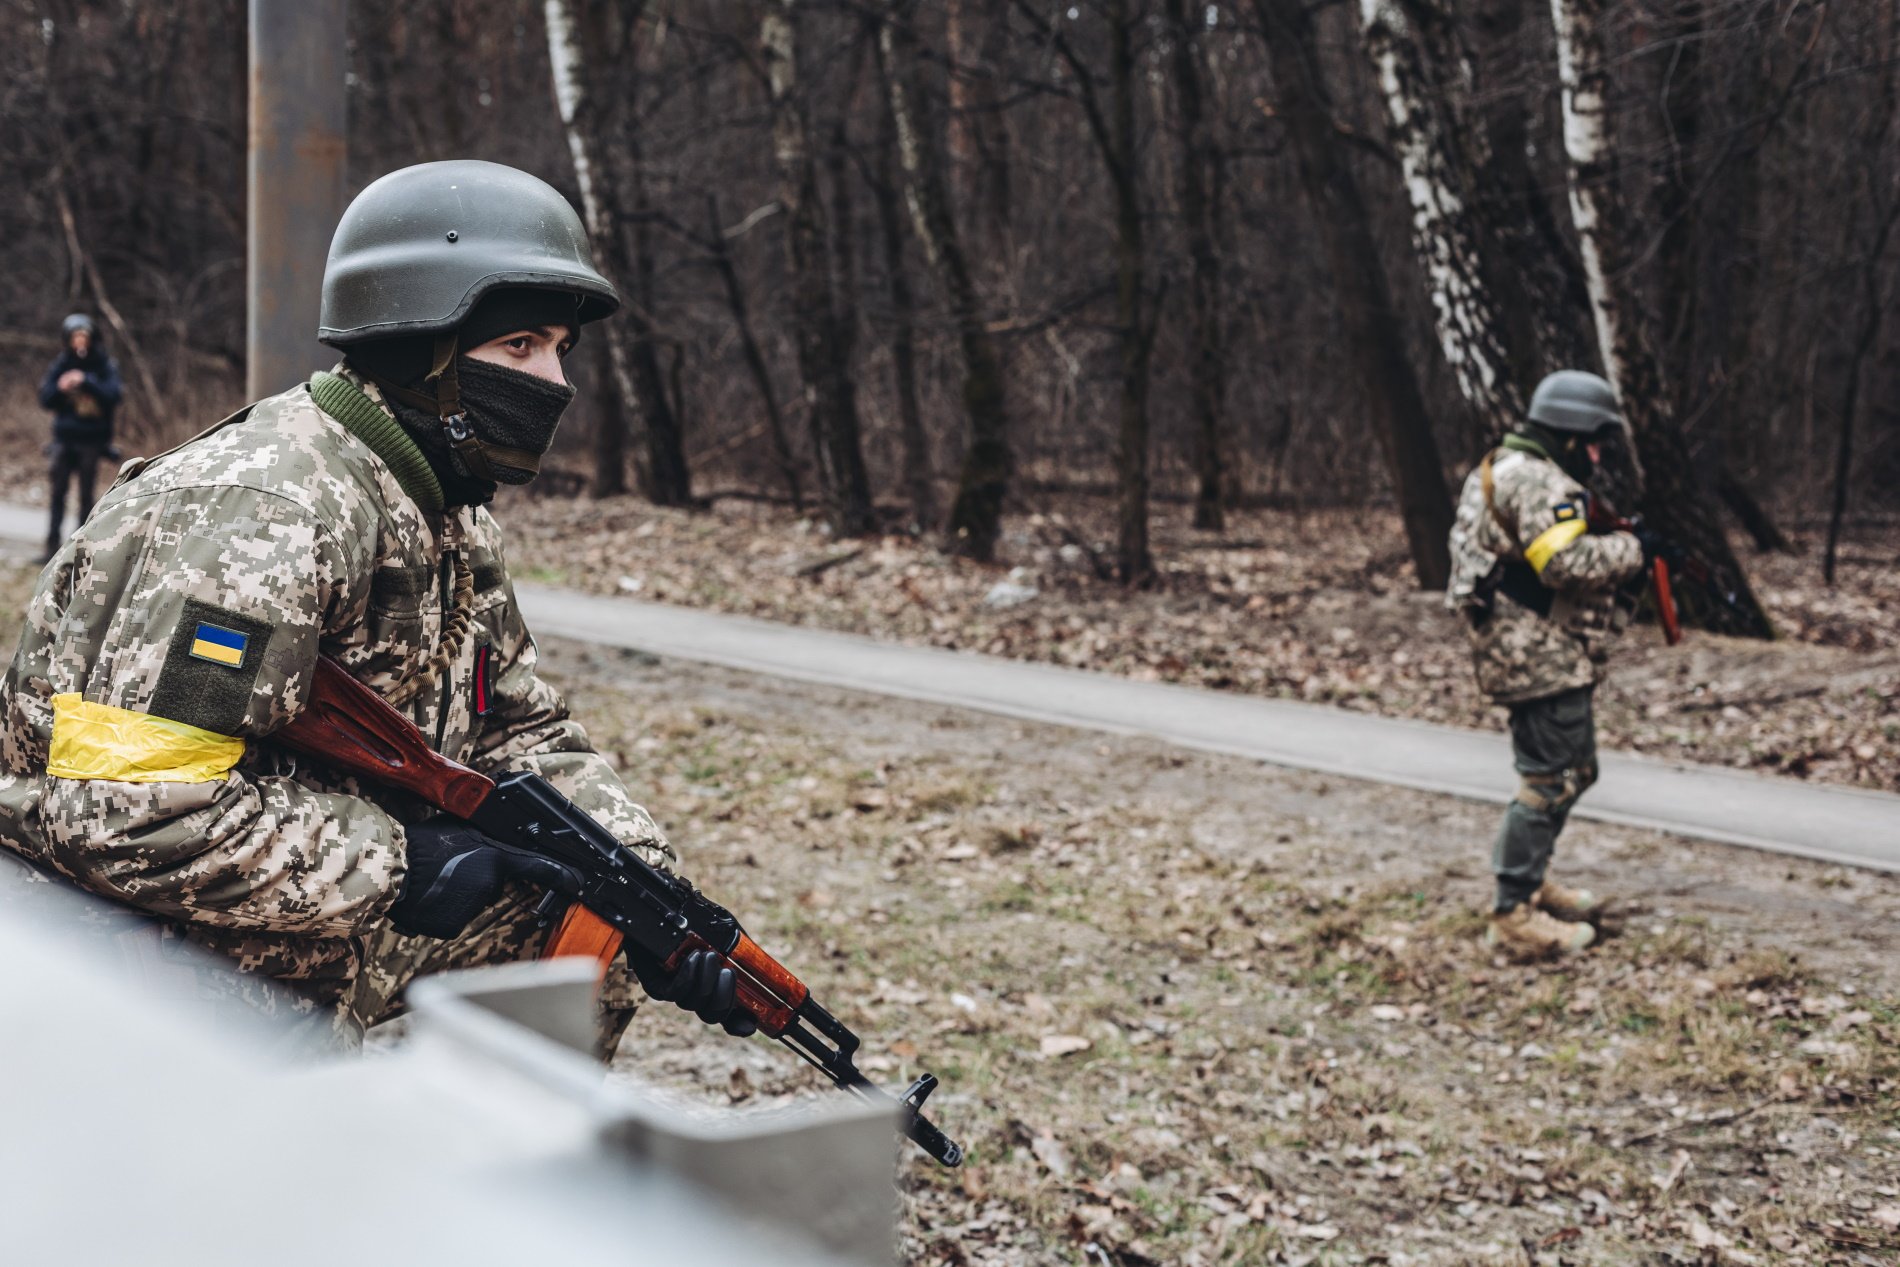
[1524,518,1589,575]
[46,693,245,784]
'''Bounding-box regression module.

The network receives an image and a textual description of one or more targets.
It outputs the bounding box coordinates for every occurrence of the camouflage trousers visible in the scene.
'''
[1491,686,1599,913]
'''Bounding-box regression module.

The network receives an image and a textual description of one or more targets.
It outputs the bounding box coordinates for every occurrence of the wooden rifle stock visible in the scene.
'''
[281,658,628,970]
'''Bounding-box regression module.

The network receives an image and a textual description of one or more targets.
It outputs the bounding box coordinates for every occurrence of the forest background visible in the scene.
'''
[0,1,1896,788]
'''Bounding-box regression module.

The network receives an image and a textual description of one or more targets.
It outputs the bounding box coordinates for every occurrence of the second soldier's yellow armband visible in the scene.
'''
[1524,518,1589,575]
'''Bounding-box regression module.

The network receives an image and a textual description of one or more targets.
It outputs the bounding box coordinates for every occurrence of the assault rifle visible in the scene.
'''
[1586,501,1681,646]
[279,656,964,1168]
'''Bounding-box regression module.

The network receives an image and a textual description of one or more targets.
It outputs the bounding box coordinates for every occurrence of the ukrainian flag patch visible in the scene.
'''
[188,622,249,668]
[1553,501,1580,522]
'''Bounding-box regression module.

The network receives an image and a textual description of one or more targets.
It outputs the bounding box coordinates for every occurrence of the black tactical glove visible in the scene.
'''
[1626,517,1669,568]
[631,947,760,1038]
[388,819,581,940]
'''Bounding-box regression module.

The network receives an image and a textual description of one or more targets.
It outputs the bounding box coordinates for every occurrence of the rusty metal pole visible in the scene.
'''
[247,0,347,400]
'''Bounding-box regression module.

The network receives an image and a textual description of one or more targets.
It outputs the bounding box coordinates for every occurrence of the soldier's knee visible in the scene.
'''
[1516,765,1590,816]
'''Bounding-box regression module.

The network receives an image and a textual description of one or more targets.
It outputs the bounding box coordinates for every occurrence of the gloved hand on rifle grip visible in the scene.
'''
[1627,517,1673,569]
[632,947,760,1037]
[388,819,582,940]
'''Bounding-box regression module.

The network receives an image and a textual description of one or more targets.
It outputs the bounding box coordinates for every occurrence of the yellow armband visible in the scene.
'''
[46,694,245,784]
[1524,519,1588,575]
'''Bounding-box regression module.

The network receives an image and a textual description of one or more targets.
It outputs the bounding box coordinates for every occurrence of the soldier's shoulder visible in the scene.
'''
[1492,449,1578,501]
[111,385,389,534]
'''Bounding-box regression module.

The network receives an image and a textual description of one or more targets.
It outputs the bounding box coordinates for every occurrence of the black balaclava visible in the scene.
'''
[1518,421,1599,485]
[347,288,581,507]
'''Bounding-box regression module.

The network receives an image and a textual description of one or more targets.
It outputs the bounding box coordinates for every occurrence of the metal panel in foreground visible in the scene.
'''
[0,857,898,1265]
[247,0,347,399]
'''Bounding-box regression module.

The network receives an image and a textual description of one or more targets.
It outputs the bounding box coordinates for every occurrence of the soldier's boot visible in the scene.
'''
[1485,903,1595,960]
[1531,879,1601,923]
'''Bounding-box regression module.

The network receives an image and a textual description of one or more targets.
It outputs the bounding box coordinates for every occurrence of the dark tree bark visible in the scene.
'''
[881,3,1012,560]
[1164,0,1230,532]
[1258,0,1453,589]
[706,193,803,508]
[872,73,938,528]
[621,125,694,506]
[764,0,874,537]
[1020,0,1157,584]
[1551,0,1773,637]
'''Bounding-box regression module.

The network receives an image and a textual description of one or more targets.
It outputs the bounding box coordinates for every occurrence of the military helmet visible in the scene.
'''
[1526,369,1622,435]
[61,313,95,338]
[318,160,618,347]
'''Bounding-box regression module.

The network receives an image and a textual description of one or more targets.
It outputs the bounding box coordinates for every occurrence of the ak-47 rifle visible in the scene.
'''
[278,656,964,1168]
[1586,501,1681,646]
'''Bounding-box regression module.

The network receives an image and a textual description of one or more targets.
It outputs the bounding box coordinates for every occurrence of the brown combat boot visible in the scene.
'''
[1485,903,1596,960]
[1531,879,1602,923]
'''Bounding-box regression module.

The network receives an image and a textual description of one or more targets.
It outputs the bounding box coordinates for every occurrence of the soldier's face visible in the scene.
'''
[68,331,90,358]
[464,324,575,386]
[1585,441,1603,466]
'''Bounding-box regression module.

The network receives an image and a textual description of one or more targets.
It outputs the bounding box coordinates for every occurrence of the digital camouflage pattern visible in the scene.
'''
[1446,445,1644,704]
[0,365,671,1044]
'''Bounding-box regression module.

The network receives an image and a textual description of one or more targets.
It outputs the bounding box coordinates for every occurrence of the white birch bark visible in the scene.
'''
[1549,0,1628,412]
[544,0,646,480]
[1357,0,1521,434]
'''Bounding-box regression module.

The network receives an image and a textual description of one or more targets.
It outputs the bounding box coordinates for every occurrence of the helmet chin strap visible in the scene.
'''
[363,336,542,481]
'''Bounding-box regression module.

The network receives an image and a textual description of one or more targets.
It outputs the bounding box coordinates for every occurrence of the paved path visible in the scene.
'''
[8,502,1894,870]
[517,585,1900,873]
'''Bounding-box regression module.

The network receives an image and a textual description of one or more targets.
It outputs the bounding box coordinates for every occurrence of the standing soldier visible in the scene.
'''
[0,161,749,1051]
[1447,370,1658,959]
[37,313,124,560]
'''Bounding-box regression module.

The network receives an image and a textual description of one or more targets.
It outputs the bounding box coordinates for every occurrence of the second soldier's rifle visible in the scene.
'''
[278,655,964,1167]
[1586,501,1682,646]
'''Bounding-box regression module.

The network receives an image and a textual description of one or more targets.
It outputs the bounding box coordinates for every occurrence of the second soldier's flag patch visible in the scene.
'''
[1553,501,1579,522]
[188,622,249,668]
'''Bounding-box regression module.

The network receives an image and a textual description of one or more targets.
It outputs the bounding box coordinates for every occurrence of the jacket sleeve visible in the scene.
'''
[467,565,677,874]
[1504,470,1644,591]
[85,357,125,409]
[35,484,404,935]
[38,359,64,411]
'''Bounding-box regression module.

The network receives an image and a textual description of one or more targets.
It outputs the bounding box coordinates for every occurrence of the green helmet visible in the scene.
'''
[1526,369,1622,435]
[318,159,617,347]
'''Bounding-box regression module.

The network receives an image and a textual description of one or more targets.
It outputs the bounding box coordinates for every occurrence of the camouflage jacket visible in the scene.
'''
[1446,440,1644,705]
[0,365,673,1002]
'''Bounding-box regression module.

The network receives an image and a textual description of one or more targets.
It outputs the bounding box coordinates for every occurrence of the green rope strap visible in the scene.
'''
[309,371,445,513]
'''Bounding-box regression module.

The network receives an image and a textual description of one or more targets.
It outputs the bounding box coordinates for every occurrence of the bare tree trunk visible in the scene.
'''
[1165,0,1229,532]
[1106,0,1155,585]
[873,80,937,528]
[706,193,803,507]
[544,0,635,498]
[1550,0,1773,637]
[1357,0,1523,436]
[1258,0,1452,589]
[620,125,693,506]
[764,0,874,536]
[881,3,1012,560]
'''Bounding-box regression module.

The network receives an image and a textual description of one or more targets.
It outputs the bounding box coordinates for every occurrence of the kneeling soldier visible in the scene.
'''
[1447,370,1651,959]
[0,161,748,1050]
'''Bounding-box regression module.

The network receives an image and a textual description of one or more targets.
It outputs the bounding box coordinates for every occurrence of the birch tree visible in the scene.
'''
[1550,0,1773,637]
[544,0,692,505]
[1358,0,1523,437]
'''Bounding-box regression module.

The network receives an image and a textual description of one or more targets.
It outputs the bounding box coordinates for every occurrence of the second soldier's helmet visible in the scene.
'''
[318,160,618,347]
[61,313,96,339]
[1526,369,1622,435]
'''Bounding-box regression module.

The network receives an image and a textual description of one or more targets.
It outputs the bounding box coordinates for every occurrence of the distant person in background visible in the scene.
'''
[37,313,123,561]
[1446,370,1652,960]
